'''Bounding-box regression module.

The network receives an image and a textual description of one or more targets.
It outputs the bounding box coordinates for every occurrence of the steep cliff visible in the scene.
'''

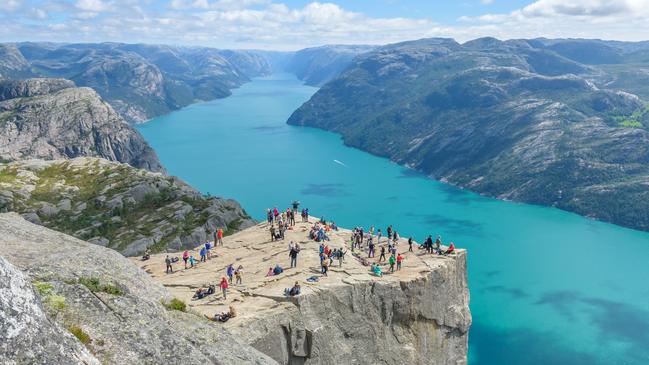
[284,45,374,86]
[0,158,254,255]
[137,219,471,365]
[0,78,164,172]
[288,37,649,232]
[0,213,276,365]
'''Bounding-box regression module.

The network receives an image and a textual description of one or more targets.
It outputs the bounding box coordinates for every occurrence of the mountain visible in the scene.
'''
[0,213,275,365]
[0,158,254,256]
[288,37,649,232]
[0,44,34,79]
[7,42,274,123]
[284,45,374,86]
[0,78,164,172]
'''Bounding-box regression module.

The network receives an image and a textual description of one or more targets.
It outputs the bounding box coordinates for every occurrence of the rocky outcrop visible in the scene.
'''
[0,213,277,365]
[137,220,471,365]
[0,157,254,255]
[0,256,100,365]
[0,78,164,172]
[236,254,470,365]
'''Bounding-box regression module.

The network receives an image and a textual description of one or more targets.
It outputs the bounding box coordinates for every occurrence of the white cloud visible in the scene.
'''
[30,7,48,19]
[2,0,22,11]
[481,0,494,4]
[2,0,649,50]
[75,0,112,12]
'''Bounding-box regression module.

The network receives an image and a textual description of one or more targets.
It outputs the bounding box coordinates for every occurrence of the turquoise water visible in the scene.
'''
[138,73,649,365]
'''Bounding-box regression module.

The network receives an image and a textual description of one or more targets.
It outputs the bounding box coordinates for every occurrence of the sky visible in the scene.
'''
[2,0,649,50]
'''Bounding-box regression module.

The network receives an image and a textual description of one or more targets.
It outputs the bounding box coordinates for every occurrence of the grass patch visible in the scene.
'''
[162,298,186,312]
[79,277,124,296]
[33,281,54,295]
[46,295,66,311]
[68,325,91,345]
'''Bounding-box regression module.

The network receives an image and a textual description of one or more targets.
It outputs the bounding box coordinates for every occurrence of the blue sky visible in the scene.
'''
[2,0,648,50]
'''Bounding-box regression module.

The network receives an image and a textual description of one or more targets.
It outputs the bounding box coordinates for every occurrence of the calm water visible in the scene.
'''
[138,73,649,365]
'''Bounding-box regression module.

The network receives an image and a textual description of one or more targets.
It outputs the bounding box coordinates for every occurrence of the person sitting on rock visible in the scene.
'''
[371,263,382,277]
[266,267,274,277]
[273,264,284,276]
[443,242,455,256]
[284,281,301,296]
[142,248,151,261]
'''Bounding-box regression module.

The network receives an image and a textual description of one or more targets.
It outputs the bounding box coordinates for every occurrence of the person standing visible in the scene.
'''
[408,237,413,252]
[379,246,386,262]
[182,250,189,269]
[165,255,173,274]
[396,253,403,271]
[220,277,229,300]
[368,237,375,258]
[235,265,243,285]
[377,229,382,244]
[270,225,276,242]
[389,254,396,273]
[289,244,300,268]
[227,264,235,283]
[292,200,300,214]
[200,246,207,263]
[217,228,224,246]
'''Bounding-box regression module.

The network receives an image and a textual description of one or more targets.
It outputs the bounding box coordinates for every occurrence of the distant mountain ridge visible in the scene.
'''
[289,37,649,232]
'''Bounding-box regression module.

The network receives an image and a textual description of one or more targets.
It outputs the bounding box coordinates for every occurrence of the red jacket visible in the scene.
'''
[220,279,229,289]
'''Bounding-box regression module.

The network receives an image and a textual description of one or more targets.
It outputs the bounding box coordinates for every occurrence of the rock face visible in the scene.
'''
[0,213,277,365]
[0,44,33,79]
[288,37,649,232]
[284,45,374,86]
[0,157,254,255]
[10,42,274,123]
[0,256,100,365]
[0,78,164,172]
[137,219,471,365]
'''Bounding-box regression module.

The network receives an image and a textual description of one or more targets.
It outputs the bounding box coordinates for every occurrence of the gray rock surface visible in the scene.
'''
[0,157,254,255]
[0,213,278,365]
[0,256,100,365]
[0,78,164,172]
[231,253,471,365]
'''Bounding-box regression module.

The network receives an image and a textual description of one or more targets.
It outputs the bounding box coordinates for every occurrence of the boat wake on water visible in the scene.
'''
[333,159,348,167]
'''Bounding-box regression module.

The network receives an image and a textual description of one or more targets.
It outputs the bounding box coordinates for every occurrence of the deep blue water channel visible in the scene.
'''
[138,73,649,365]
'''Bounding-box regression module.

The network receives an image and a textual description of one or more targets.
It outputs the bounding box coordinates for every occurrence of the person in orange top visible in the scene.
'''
[396,253,403,270]
[217,228,224,245]
[219,277,229,300]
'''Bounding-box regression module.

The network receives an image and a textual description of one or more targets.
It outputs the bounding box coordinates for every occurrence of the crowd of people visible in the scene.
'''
[161,200,460,323]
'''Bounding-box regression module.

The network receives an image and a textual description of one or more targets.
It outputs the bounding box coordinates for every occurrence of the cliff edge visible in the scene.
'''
[137,219,471,365]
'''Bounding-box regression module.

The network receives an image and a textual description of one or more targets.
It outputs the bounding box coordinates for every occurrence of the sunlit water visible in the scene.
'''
[138,73,649,365]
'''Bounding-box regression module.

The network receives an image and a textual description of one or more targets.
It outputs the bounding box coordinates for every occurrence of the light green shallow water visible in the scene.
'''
[138,73,649,365]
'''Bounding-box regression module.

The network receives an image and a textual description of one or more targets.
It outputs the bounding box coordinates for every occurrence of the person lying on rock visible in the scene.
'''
[193,284,215,300]
[211,306,237,322]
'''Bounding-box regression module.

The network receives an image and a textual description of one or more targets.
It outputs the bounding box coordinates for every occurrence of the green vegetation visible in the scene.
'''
[68,325,91,345]
[163,298,187,312]
[33,281,67,312]
[79,277,124,296]
[0,159,251,255]
[611,105,649,129]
